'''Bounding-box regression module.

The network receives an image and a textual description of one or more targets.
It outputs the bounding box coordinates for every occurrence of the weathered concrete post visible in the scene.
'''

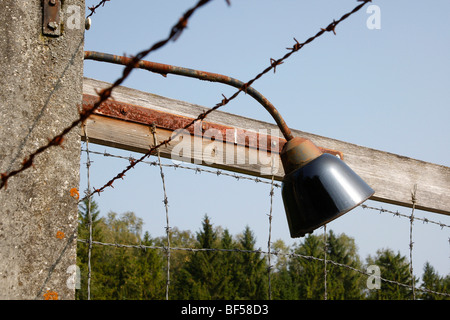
[0,0,85,299]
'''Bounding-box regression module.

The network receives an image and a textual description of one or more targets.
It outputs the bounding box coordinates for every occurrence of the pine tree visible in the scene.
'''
[289,234,327,299]
[325,231,364,299]
[365,249,417,300]
[288,231,363,299]
[76,197,106,300]
[269,239,296,299]
[234,226,268,299]
[218,228,240,299]
[420,262,450,300]
[77,206,167,300]
[173,215,224,299]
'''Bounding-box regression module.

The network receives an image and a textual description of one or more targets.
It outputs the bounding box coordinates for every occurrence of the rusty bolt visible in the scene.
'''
[47,21,58,30]
[49,0,56,6]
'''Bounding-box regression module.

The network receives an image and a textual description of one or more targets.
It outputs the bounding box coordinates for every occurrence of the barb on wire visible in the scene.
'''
[409,184,417,300]
[360,204,450,229]
[267,162,276,300]
[80,148,281,190]
[81,0,371,199]
[87,0,111,18]
[151,124,171,300]
[0,0,213,191]
[83,126,94,300]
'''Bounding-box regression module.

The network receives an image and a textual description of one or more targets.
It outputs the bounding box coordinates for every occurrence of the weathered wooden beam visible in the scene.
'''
[82,78,450,216]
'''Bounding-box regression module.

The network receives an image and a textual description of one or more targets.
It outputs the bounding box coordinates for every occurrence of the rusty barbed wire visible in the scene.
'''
[0,0,214,191]
[79,0,373,199]
[86,0,230,19]
[86,0,111,18]
[1,1,371,192]
[77,238,450,298]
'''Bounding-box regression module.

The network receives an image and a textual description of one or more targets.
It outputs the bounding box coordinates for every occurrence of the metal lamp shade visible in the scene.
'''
[282,153,375,238]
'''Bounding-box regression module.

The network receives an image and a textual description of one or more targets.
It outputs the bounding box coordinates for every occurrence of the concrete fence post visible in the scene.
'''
[0,0,85,299]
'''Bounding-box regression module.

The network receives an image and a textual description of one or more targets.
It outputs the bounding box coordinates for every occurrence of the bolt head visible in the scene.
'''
[47,21,58,30]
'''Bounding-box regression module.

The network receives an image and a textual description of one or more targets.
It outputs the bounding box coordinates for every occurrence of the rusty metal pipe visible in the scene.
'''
[84,51,294,141]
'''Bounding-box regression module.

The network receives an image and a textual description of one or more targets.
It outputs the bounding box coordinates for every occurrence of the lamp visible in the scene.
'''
[280,137,374,237]
[84,51,375,238]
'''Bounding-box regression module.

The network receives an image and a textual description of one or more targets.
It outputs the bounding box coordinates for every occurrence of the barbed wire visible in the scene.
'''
[0,0,214,191]
[410,185,417,300]
[150,124,171,300]
[75,0,450,301]
[78,145,449,299]
[266,163,276,300]
[80,148,450,230]
[80,147,281,186]
[76,238,450,298]
[86,0,111,18]
[74,0,373,201]
[82,127,94,300]
[360,204,450,229]
[78,148,449,300]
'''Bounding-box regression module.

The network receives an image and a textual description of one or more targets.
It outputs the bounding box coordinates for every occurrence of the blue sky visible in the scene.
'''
[81,0,450,281]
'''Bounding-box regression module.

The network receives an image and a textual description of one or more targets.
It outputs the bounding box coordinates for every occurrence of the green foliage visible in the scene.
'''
[275,231,364,300]
[76,199,165,300]
[365,248,417,300]
[420,262,450,300]
[172,216,268,299]
[76,202,449,300]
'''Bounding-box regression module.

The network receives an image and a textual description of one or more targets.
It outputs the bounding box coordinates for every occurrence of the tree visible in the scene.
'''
[270,239,297,299]
[365,249,417,300]
[76,197,106,300]
[217,228,241,299]
[77,207,166,300]
[234,226,268,299]
[288,231,363,299]
[172,215,226,299]
[134,231,166,299]
[155,226,197,299]
[420,262,450,300]
[77,196,103,243]
[76,207,449,301]
[325,231,364,299]
[172,216,269,299]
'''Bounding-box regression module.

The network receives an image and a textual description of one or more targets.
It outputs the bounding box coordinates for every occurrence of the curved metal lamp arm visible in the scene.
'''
[84,51,294,141]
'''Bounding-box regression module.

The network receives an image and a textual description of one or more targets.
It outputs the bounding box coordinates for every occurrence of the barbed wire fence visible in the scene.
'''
[63,0,450,300]
[78,4,448,301]
[1,0,448,300]
[77,145,450,300]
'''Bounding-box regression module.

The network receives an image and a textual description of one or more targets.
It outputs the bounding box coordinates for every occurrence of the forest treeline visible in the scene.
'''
[76,199,449,300]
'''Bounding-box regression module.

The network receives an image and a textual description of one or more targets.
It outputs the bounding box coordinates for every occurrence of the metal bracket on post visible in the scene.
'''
[43,0,61,37]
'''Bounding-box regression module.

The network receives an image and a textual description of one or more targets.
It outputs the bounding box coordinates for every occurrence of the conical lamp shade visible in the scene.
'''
[282,153,374,238]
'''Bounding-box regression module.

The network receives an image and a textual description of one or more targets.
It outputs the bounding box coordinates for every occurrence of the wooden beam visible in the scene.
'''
[82,78,450,216]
